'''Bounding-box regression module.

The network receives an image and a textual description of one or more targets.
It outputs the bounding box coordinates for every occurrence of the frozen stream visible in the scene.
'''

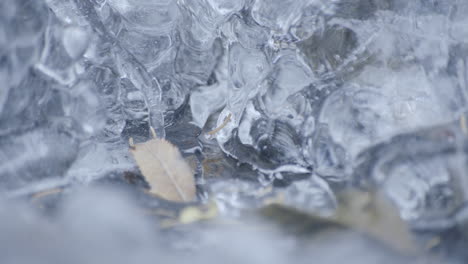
[1,0,468,263]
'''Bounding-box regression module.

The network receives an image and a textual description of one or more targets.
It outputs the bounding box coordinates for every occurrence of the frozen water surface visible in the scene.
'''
[1,0,468,263]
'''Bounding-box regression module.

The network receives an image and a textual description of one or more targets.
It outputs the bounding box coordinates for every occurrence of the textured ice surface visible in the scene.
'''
[353,121,468,228]
[2,0,468,262]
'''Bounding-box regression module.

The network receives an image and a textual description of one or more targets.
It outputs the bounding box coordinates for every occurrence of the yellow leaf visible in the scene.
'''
[129,128,196,202]
[179,201,218,224]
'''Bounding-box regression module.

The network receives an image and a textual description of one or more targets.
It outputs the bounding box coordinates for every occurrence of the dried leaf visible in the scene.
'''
[259,204,345,237]
[335,191,421,255]
[178,201,218,224]
[129,130,196,202]
[30,188,63,200]
[159,201,219,228]
[30,188,63,209]
[260,190,423,256]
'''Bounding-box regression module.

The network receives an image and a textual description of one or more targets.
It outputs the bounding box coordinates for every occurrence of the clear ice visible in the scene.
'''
[2,0,468,262]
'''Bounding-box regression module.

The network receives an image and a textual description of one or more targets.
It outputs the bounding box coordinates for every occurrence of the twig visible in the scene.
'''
[207,114,232,135]
[460,114,467,135]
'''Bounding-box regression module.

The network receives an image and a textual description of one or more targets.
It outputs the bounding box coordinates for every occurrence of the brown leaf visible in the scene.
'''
[335,191,421,255]
[259,190,423,256]
[129,130,196,202]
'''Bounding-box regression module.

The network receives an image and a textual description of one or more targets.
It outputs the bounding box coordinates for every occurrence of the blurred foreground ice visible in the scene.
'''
[0,187,421,264]
[1,0,468,262]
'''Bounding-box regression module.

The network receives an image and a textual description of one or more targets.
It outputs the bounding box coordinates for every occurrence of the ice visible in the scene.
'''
[36,14,89,85]
[0,0,89,188]
[63,27,90,59]
[178,0,242,48]
[215,100,309,173]
[222,15,269,49]
[282,175,337,215]
[112,47,166,137]
[0,72,47,136]
[251,0,324,36]
[353,121,468,229]
[175,43,221,85]
[190,81,228,128]
[333,0,392,20]
[107,0,176,70]
[297,24,360,74]
[318,81,443,158]
[305,124,350,181]
[85,65,126,142]
[107,0,180,35]
[118,29,172,70]
[62,80,105,136]
[0,188,165,264]
[211,49,313,173]
[0,122,80,191]
[180,0,243,28]
[263,51,313,113]
[120,78,148,121]
[206,173,335,218]
[2,0,468,262]
[0,0,47,112]
[0,186,422,264]
[227,42,269,118]
[44,0,88,26]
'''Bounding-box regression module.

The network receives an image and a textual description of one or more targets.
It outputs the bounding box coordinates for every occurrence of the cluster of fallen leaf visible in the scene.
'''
[23,125,455,263]
[125,127,448,261]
